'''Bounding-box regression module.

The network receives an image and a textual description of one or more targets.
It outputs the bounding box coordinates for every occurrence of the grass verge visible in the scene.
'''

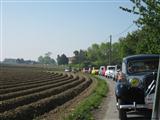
[64,75,108,120]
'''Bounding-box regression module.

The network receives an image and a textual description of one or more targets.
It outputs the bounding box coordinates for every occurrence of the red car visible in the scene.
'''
[99,66,106,76]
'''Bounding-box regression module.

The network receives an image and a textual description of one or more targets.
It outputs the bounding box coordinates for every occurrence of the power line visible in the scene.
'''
[112,23,134,38]
[105,23,134,43]
[105,23,134,64]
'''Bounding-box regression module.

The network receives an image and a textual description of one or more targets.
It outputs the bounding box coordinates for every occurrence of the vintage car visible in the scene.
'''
[115,54,159,120]
[105,65,117,79]
[82,67,91,73]
[99,66,106,76]
[91,67,99,75]
[64,66,71,72]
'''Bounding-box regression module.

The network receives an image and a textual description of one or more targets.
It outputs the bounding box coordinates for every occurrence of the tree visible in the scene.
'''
[73,50,79,56]
[72,50,88,65]
[38,52,56,64]
[57,54,68,65]
[38,56,44,63]
[16,58,25,64]
[111,42,122,65]
[120,0,160,54]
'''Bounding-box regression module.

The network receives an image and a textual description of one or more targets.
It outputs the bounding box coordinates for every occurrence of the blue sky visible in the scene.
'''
[0,0,138,61]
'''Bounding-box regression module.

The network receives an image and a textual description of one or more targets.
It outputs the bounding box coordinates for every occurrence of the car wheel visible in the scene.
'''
[118,99,127,120]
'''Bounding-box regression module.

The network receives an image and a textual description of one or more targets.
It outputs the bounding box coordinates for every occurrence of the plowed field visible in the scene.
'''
[0,65,92,120]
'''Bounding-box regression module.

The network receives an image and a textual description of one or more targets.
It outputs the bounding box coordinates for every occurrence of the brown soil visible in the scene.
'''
[36,73,97,120]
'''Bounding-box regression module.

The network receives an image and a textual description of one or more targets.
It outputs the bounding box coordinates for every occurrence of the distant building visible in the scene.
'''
[68,57,76,64]
[3,58,17,64]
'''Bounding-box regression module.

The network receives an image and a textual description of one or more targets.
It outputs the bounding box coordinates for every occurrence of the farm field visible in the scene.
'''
[0,65,93,120]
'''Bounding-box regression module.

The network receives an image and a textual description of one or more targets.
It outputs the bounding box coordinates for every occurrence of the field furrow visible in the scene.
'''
[0,73,63,87]
[0,75,75,100]
[0,76,83,112]
[0,77,92,120]
[0,74,70,94]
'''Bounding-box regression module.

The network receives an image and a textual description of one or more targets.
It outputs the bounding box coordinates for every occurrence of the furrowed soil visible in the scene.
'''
[0,66,93,120]
[35,74,97,120]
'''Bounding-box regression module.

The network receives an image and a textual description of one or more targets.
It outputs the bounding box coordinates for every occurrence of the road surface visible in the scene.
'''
[93,76,152,120]
[93,76,118,120]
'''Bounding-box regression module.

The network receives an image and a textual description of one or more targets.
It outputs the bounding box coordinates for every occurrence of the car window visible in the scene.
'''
[108,67,115,70]
[127,59,159,74]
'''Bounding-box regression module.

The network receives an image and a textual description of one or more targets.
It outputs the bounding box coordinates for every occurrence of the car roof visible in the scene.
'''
[123,54,160,63]
[107,65,117,67]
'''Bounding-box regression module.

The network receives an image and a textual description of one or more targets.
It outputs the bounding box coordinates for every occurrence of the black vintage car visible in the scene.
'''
[115,54,160,120]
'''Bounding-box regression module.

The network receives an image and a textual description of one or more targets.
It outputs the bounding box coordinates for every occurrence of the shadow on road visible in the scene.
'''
[127,111,151,120]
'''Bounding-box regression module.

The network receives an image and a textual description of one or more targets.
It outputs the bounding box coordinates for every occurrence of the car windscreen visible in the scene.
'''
[84,67,89,70]
[127,59,159,74]
[108,67,115,70]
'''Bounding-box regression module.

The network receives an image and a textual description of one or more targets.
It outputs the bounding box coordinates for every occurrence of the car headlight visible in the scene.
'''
[129,78,140,87]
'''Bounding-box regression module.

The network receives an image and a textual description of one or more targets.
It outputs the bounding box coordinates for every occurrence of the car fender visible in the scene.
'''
[115,82,129,98]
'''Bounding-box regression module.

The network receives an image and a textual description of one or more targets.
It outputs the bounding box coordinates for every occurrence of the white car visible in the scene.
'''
[64,67,71,72]
[105,65,117,79]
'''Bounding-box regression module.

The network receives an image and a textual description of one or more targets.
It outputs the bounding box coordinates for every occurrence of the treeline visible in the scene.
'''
[3,58,38,64]
[69,38,132,68]
[38,52,56,65]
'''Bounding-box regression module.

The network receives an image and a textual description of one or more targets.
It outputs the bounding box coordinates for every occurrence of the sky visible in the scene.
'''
[0,0,138,61]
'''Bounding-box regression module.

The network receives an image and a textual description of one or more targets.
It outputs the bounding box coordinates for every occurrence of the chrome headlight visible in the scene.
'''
[129,78,140,87]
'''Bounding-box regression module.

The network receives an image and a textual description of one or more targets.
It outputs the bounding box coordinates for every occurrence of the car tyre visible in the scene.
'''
[118,99,127,120]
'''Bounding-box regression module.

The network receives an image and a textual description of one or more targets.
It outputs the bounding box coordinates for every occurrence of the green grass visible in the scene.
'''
[65,76,108,120]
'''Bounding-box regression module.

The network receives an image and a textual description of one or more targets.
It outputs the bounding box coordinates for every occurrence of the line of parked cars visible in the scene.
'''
[65,54,160,120]
[115,54,160,120]
[64,66,78,73]
[81,65,119,81]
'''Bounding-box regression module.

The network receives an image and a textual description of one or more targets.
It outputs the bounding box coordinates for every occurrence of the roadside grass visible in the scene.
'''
[65,75,108,120]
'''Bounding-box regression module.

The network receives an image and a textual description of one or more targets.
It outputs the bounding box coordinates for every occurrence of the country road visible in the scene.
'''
[93,76,152,120]
[93,76,119,120]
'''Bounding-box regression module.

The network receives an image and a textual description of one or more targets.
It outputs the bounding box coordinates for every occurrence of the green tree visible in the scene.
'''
[86,43,111,66]
[16,58,25,64]
[72,49,88,67]
[38,56,44,63]
[120,0,160,54]
[38,52,56,64]
[57,54,68,65]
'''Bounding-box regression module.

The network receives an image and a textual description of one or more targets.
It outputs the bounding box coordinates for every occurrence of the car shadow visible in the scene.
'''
[127,111,151,120]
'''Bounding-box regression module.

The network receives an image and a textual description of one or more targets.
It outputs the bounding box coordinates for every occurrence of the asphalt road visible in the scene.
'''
[95,76,152,120]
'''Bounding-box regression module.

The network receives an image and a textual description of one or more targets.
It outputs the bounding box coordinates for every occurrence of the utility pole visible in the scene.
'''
[152,58,160,120]
[109,35,112,65]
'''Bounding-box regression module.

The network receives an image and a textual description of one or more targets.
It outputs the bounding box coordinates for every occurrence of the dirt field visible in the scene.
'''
[0,66,93,120]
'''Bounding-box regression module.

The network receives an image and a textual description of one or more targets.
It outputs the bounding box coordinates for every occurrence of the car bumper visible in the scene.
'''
[117,102,152,110]
[120,104,147,109]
